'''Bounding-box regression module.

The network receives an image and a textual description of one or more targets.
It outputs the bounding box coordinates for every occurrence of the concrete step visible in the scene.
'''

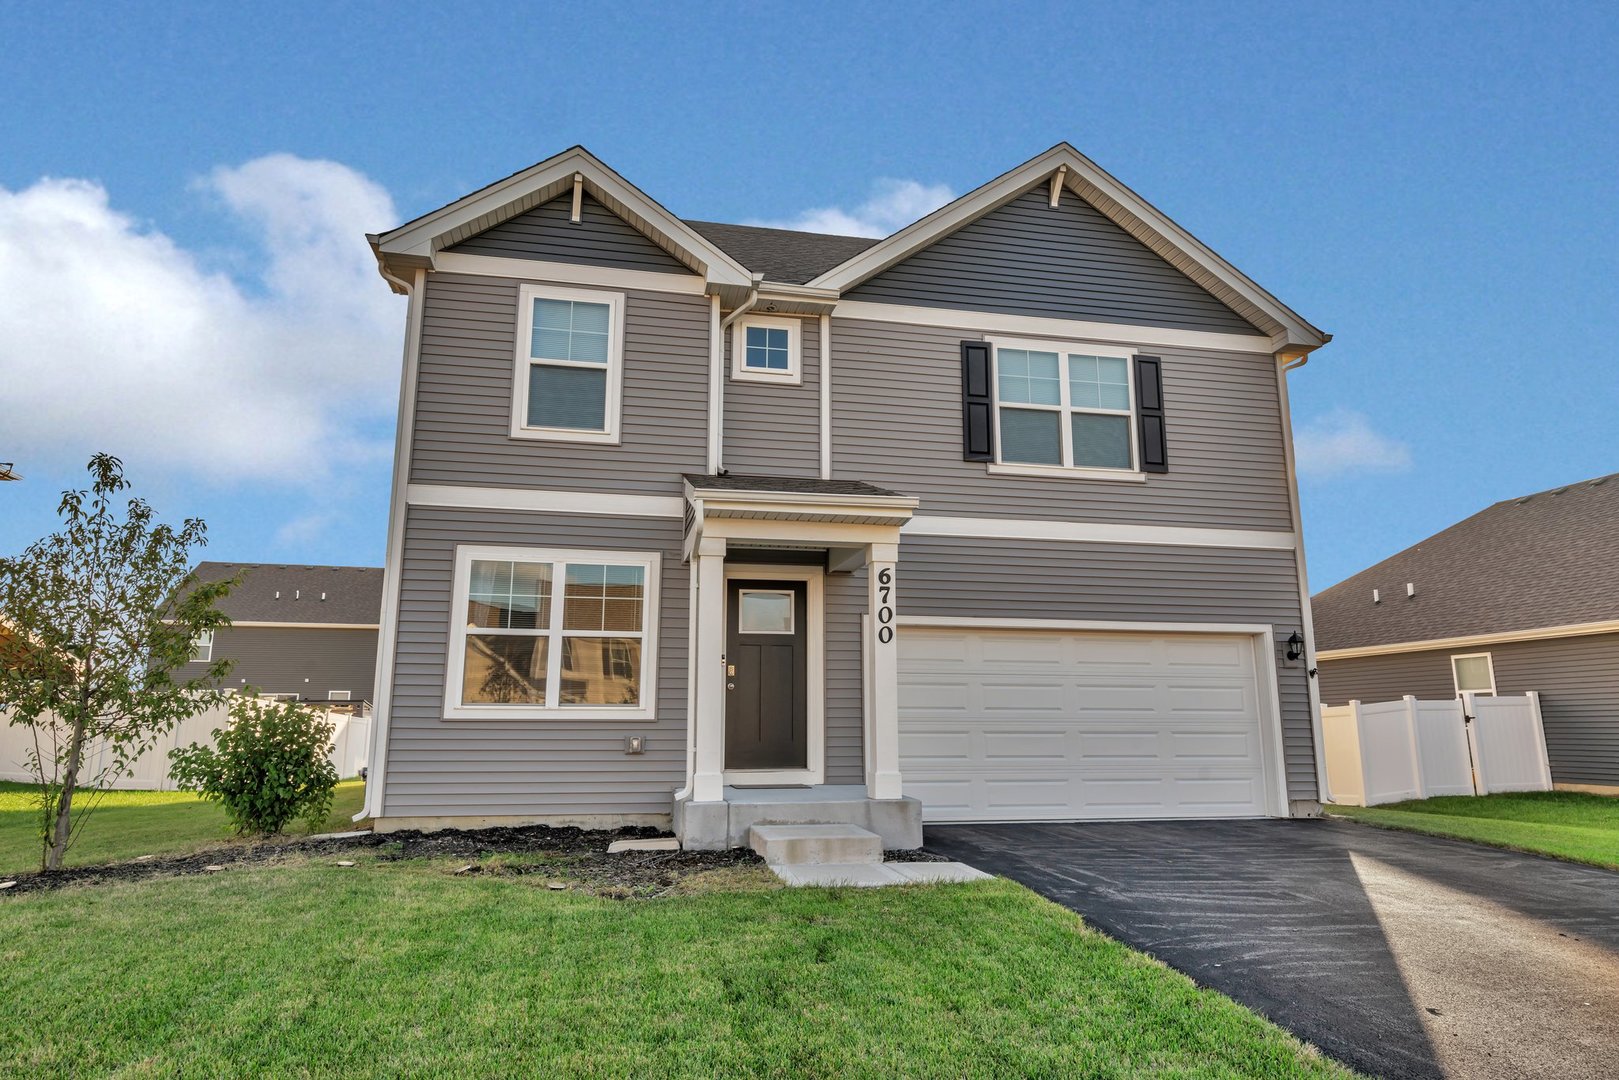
[749,823,883,866]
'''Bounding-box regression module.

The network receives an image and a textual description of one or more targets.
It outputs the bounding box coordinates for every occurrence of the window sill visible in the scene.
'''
[442,704,656,722]
[507,425,622,445]
[729,366,803,386]
[985,462,1148,483]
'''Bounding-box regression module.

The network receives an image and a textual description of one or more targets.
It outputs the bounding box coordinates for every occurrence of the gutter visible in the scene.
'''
[707,276,764,475]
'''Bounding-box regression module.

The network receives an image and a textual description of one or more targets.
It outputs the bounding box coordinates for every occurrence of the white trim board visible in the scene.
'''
[833,301,1274,355]
[407,484,684,519]
[1316,619,1619,661]
[407,485,1298,551]
[433,252,707,296]
[904,515,1297,551]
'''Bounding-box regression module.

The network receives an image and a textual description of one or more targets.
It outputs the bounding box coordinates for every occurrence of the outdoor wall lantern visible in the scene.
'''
[1285,632,1304,662]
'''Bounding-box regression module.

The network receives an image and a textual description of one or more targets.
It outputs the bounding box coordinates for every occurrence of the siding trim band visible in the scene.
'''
[1318,620,1619,661]
[433,251,708,296]
[404,483,1301,551]
[834,301,1274,354]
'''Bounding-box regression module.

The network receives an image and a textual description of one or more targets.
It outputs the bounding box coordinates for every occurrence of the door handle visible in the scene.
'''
[727,682,735,691]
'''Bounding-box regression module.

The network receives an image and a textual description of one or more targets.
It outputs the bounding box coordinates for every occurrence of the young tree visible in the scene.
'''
[0,454,235,871]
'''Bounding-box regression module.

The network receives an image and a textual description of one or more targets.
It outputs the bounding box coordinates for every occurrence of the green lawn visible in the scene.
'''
[0,778,366,875]
[0,851,1349,1078]
[1327,791,1619,869]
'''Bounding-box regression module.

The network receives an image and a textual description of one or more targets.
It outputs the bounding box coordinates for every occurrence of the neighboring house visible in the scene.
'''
[1315,474,1619,793]
[178,563,383,707]
[359,143,1331,847]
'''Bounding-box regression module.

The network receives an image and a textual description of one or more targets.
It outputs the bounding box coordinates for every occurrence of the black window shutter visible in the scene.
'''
[1134,355,1169,474]
[961,341,994,461]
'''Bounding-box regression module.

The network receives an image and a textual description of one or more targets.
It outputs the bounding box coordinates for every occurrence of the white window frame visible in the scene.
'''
[192,630,214,663]
[730,315,803,384]
[984,336,1145,482]
[1451,651,1497,697]
[328,690,352,702]
[510,282,626,445]
[445,544,661,721]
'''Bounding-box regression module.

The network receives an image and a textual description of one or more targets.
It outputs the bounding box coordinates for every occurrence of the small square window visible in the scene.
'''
[738,590,794,634]
[732,317,802,383]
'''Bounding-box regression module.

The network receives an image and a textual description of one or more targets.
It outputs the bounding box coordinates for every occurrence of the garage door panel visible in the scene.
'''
[1166,684,1251,713]
[982,730,1069,760]
[900,627,1272,822]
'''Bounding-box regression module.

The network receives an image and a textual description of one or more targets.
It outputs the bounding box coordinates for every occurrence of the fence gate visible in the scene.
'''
[1322,692,1552,806]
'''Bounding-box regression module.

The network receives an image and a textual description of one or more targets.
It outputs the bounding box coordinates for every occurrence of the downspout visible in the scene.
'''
[708,276,763,475]
[1275,346,1331,808]
[357,264,426,822]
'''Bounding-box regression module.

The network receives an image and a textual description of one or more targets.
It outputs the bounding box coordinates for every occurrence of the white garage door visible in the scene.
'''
[899,627,1276,821]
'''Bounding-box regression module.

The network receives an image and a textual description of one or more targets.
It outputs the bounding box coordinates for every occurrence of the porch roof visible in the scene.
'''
[682,473,906,499]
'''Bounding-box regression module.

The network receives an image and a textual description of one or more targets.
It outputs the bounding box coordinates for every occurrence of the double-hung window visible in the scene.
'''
[512,283,625,443]
[191,631,214,663]
[731,315,802,384]
[990,339,1139,477]
[446,546,660,720]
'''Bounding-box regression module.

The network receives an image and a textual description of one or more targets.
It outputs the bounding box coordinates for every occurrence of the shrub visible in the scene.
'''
[170,695,339,835]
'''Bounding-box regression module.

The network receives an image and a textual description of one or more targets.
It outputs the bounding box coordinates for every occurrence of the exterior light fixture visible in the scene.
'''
[1285,632,1304,662]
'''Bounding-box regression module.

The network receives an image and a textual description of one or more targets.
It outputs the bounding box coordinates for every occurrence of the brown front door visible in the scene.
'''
[725,580,808,771]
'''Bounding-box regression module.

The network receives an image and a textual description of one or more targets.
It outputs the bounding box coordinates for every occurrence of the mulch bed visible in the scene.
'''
[0,824,756,898]
[1,823,951,899]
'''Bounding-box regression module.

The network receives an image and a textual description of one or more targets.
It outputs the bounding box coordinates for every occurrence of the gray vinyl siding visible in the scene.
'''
[446,193,690,273]
[722,316,821,478]
[409,272,708,494]
[845,187,1259,335]
[383,506,688,818]
[830,317,1296,531]
[177,626,377,702]
[824,567,866,783]
[900,535,1318,801]
[1318,633,1619,786]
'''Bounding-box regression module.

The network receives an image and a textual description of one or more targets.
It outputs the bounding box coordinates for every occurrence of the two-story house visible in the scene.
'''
[357,145,1331,848]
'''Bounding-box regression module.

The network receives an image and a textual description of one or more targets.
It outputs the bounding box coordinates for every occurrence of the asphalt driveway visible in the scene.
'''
[925,818,1619,1080]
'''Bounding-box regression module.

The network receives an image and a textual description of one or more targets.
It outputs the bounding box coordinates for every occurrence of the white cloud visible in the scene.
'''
[0,155,404,485]
[747,178,956,238]
[1294,409,1413,479]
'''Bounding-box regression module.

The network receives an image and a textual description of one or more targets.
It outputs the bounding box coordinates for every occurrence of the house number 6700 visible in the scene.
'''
[876,567,895,644]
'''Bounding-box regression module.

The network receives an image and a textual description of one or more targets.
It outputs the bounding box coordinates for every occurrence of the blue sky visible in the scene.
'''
[1,1,1615,589]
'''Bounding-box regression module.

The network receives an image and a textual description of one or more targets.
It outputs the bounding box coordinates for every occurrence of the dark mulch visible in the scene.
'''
[0,824,763,899]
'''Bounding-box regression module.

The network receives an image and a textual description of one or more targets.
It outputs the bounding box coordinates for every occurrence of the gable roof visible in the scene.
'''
[683,222,879,285]
[373,143,1325,352]
[1312,473,1619,652]
[192,563,384,626]
[370,146,755,299]
[808,144,1327,353]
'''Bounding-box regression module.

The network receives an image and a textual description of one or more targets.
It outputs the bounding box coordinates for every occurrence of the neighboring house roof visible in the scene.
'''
[191,563,384,626]
[682,222,879,285]
[368,143,1327,353]
[1313,473,1619,652]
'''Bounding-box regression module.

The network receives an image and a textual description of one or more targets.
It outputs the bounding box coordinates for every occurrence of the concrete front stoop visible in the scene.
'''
[747,822,992,888]
[750,823,883,866]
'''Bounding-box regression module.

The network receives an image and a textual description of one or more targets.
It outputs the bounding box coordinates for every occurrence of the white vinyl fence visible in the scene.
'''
[1322,692,1552,806]
[0,697,369,791]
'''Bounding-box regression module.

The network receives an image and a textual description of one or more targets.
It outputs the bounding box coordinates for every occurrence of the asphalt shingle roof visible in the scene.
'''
[683,221,879,285]
[1312,473,1619,651]
[684,474,907,499]
[191,563,383,625]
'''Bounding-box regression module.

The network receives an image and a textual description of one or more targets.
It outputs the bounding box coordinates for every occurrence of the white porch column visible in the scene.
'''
[691,535,728,803]
[866,541,903,800]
